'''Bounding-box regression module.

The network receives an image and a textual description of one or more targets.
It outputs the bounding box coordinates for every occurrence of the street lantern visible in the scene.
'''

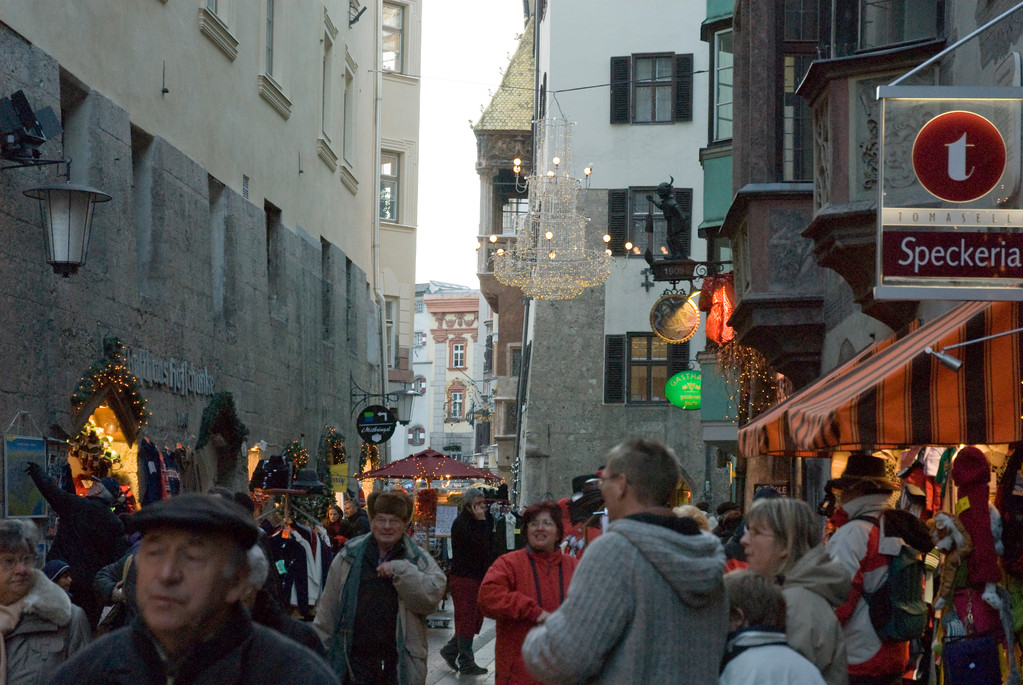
[24,183,111,277]
[389,388,418,425]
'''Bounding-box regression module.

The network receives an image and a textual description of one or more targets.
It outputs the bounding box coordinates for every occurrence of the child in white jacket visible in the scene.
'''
[720,571,827,685]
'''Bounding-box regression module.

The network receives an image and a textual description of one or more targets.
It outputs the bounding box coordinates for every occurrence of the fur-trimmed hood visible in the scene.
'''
[18,569,74,628]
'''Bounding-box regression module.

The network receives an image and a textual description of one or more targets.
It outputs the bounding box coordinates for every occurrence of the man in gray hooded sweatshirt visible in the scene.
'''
[522,438,728,684]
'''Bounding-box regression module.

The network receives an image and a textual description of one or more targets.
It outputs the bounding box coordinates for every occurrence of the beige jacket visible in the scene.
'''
[313,534,445,685]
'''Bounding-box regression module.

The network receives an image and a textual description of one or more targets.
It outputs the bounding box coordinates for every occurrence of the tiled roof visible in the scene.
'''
[475,19,534,132]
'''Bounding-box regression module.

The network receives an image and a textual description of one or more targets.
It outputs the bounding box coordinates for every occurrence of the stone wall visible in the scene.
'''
[0,24,379,500]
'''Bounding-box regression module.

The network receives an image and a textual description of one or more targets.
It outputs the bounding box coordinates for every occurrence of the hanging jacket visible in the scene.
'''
[6,570,90,685]
[478,547,578,685]
[780,544,851,685]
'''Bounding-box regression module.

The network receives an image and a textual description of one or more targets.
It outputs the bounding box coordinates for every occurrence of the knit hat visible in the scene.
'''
[833,452,898,492]
[42,560,70,583]
[127,493,258,549]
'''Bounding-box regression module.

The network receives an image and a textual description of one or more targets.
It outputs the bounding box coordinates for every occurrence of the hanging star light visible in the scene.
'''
[494,117,610,299]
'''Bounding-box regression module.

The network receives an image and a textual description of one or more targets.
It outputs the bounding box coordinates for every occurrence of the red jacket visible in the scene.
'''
[478,548,578,685]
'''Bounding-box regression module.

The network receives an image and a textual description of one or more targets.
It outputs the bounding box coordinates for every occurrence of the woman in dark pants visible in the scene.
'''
[440,488,495,674]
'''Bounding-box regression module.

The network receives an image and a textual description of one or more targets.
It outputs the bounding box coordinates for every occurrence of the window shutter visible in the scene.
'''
[609,56,631,124]
[667,341,690,377]
[674,53,694,122]
[673,188,693,257]
[604,335,626,403]
[607,189,629,256]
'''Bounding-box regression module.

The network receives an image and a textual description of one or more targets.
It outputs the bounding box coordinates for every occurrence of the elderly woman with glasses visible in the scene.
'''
[478,501,579,685]
[0,520,89,684]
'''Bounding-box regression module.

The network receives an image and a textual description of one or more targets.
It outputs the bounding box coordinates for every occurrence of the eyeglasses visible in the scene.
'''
[0,555,36,571]
[527,519,557,529]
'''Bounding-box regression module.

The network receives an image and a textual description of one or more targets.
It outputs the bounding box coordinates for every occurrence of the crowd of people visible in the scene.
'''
[0,439,1016,684]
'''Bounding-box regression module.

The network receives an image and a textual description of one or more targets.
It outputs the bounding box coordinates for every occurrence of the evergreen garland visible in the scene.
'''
[71,337,150,427]
[195,391,249,454]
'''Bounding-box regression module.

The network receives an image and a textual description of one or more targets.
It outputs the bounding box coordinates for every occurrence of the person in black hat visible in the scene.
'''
[46,493,339,685]
[824,452,903,685]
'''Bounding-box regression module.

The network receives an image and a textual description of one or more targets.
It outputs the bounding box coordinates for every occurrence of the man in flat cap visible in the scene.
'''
[47,493,339,685]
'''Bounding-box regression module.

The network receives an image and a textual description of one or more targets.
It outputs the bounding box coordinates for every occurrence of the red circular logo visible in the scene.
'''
[912,111,1006,203]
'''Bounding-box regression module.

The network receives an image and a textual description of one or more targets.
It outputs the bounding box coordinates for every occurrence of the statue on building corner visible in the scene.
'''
[646,177,688,259]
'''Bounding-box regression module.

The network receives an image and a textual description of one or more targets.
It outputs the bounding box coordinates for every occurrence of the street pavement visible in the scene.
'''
[425,602,499,685]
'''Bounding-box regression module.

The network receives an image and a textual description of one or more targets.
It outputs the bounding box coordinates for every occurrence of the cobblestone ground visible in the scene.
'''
[425,599,498,685]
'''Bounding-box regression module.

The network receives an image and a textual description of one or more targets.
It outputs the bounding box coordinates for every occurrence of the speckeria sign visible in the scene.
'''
[876,86,1023,301]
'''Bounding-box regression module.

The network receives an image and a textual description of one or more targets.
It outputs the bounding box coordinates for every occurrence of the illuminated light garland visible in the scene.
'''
[71,337,150,427]
[283,440,309,470]
[715,341,779,424]
[362,443,380,471]
[323,426,347,465]
[494,117,611,300]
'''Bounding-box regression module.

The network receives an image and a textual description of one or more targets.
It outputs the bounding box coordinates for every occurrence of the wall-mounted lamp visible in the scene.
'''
[924,324,1023,372]
[583,164,593,188]
[1,90,111,277]
[349,5,367,27]
[924,346,963,371]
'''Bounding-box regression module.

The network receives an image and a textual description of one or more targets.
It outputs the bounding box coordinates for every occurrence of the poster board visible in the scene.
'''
[5,435,48,518]
[434,505,457,537]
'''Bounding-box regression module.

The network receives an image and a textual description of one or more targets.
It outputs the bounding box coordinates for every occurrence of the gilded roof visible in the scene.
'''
[475,19,534,132]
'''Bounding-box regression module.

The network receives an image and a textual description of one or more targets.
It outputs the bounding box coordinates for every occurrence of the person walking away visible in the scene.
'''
[47,493,339,685]
[439,487,496,675]
[314,490,446,685]
[741,496,851,685]
[720,570,827,685]
[826,452,907,685]
[521,438,728,684]
[478,500,579,684]
[25,461,127,627]
[0,520,89,685]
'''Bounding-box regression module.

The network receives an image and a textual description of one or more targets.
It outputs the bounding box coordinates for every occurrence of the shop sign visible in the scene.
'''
[356,405,397,444]
[876,86,1023,300]
[665,370,701,410]
[126,346,215,397]
[329,463,349,493]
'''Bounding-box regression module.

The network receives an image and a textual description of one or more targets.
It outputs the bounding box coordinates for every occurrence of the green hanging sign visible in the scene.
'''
[665,370,701,410]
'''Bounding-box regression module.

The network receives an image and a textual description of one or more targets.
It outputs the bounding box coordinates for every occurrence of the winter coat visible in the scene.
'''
[46,604,337,685]
[93,552,139,626]
[312,533,445,685]
[522,514,728,685]
[719,629,827,685]
[26,464,127,583]
[5,570,90,685]
[450,510,496,580]
[345,509,370,537]
[478,547,579,685]
[781,544,851,685]
[826,494,910,678]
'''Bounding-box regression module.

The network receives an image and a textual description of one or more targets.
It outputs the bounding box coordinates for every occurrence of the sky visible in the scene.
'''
[416,1,528,288]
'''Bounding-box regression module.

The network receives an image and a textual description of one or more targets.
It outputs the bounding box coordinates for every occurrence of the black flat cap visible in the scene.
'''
[127,493,258,548]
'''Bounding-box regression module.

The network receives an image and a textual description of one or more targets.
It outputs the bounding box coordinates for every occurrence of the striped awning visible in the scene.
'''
[737,300,1023,457]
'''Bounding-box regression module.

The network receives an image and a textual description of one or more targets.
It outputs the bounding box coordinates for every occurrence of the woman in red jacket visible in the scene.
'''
[478,500,579,685]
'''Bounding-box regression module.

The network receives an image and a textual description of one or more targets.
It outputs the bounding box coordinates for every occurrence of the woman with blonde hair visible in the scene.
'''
[740,497,851,685]
[672,504,710,532]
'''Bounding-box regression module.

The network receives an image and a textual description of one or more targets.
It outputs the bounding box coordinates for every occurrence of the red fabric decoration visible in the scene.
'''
[700,272,735,345]
[951,446,1001,587]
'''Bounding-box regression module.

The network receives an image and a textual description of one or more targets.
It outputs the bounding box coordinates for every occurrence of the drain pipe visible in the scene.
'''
[372,0,390,462]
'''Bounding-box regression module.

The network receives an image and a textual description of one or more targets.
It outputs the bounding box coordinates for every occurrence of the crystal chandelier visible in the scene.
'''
[494,117,610,299]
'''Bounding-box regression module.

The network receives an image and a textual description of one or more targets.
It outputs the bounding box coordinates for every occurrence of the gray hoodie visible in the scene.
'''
[781,544,851,685]
[522,514,728,685]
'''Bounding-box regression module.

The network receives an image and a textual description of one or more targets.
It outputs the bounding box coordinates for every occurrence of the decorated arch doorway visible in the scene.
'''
[67,338,148,507]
